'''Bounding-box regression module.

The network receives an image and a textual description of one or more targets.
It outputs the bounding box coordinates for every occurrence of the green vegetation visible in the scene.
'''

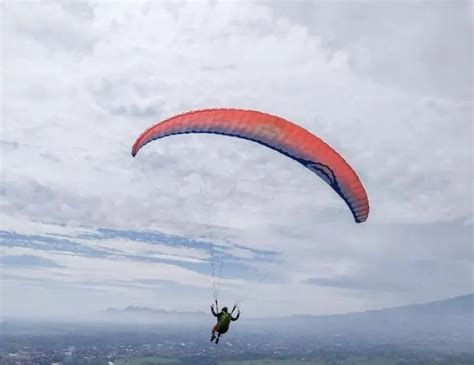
[114,356,472,365]
[338,357,397,365]
[219,359,398,365]
[219,360,328,365]
[114,357,181,365]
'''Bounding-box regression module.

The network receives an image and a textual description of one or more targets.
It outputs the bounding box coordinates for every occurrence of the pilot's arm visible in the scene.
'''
[211,301,218,317]
[231,310,240,321]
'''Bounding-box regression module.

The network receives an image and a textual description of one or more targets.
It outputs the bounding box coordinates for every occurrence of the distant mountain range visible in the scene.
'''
[289,292,473,323]
[101,293,473,335]
[52,293,474,353]
[104,293,473,321]
[104,305,207,317]
[103,294,473,350]
[100,305,208,326]
[242,293,473,354]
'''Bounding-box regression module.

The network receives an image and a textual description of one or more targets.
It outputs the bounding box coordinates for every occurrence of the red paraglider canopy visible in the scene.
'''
[132,108,369,223]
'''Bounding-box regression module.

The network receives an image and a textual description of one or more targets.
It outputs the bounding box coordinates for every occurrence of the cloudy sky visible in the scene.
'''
[1,0,472,319]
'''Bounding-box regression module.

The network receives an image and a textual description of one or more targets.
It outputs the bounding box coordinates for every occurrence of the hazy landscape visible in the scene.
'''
[1,294,472,364]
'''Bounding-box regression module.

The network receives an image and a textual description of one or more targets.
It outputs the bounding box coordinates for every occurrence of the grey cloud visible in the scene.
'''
[10,276,204,293]
[109,104,165,119]
[61,1,95,20]
[302,275,404,292]
[1,179,109,226]
[0,230,108,257]
[265,1,473,100]
[0,224,277,284]
[0,255,63,268]
[1,273,110,294]
[6,2,98,54]
[200,64,237,72]
[39,152,62,163]
[302,258,469,294]
[88,76,171,119]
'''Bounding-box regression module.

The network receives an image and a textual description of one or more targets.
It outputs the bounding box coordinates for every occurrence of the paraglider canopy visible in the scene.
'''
[132,108,369,223]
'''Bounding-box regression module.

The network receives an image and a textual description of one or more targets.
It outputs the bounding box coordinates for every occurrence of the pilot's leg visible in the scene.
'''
[210,324,217,341]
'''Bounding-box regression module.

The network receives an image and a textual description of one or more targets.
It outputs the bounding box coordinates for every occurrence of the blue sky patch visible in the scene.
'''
[0,254,63,268]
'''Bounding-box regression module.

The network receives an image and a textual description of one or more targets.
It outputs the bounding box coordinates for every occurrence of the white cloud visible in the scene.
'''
[1,1,472,317]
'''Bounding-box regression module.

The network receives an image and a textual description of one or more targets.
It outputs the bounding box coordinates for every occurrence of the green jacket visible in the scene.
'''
[211,306,240,334]
[217,312,232,332]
